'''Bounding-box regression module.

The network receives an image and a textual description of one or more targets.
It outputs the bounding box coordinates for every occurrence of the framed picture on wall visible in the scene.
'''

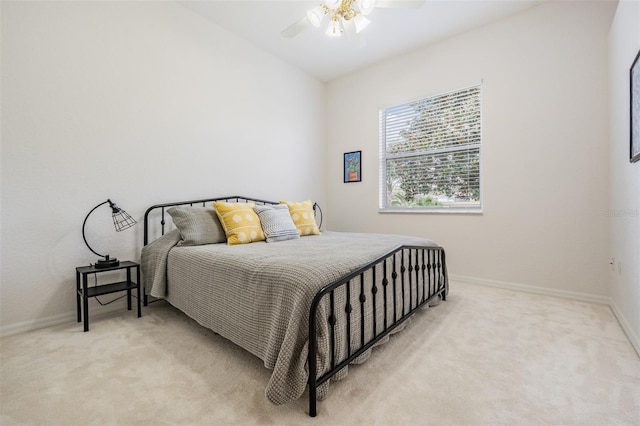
[631,49,640,163]
[344,151,361,183]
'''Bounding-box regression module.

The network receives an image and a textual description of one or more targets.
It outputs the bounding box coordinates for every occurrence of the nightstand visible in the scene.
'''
[76,261,141,331]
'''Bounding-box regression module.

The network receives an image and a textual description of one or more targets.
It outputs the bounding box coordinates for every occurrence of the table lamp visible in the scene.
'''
[82,199,136,268]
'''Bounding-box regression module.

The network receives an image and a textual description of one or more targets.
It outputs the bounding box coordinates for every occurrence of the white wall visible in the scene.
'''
[326,1,615,301]
[0,1,326,334]
[608,0,640,354]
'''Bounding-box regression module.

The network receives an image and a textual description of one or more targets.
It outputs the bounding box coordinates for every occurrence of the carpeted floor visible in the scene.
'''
[1,281,638,425]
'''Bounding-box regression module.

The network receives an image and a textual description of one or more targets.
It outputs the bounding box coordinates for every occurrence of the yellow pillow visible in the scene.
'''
[279,200,321,236]
[212,202,265,245]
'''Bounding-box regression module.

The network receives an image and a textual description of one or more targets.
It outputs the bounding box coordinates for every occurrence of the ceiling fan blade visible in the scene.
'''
[281,16,313,38]
[374,0,426,8]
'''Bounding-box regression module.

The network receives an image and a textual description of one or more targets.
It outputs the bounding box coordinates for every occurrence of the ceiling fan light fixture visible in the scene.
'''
[284,0,425,42]
[306,6,325,27]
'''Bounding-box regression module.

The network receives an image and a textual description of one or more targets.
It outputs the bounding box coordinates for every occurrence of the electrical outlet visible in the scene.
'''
[610,257,615,271]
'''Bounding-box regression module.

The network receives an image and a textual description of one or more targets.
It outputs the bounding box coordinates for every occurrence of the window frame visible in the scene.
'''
[379,84,483,214]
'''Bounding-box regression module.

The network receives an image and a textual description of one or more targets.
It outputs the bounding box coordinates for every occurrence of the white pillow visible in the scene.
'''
[253,204,300,243]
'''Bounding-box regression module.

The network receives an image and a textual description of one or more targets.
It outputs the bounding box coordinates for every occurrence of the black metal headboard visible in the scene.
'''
[143,195,322,246]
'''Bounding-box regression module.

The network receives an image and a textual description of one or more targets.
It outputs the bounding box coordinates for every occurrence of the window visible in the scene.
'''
[379,85,482,212]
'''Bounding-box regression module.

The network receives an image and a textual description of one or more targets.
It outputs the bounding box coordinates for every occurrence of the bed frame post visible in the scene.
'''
[308,293,321,417]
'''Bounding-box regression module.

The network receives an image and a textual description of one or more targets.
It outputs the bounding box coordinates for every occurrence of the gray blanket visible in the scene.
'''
[141,230,440,405]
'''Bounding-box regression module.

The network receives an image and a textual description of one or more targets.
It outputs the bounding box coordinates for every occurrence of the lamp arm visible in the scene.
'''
[82,200,109,258]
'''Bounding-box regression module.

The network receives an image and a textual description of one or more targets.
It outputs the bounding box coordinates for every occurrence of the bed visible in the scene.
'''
[141,195,448,417]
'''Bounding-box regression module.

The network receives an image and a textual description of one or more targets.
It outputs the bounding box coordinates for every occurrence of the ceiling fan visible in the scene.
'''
[281,0,425,45]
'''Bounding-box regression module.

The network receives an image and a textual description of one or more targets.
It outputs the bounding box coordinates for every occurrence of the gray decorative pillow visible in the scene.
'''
[167,206,226,246]
[253,204,300,243]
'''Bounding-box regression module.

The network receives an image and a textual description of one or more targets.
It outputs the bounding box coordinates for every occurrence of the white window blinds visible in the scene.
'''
[379,85,482,212]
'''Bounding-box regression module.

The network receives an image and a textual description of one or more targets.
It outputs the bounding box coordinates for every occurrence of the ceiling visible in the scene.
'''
[178,0,542,82]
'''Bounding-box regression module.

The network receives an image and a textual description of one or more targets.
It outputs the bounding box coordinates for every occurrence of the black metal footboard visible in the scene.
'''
[307,245,448,417]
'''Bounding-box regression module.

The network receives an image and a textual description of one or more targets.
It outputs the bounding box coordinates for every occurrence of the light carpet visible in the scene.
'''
[1,282,638,425]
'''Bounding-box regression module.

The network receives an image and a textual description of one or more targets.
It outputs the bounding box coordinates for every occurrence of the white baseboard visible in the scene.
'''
[451,274,639,358]
[0,312,75,338]
[450,274,610,305]
[0,300,130,338]
[609,299,640,358]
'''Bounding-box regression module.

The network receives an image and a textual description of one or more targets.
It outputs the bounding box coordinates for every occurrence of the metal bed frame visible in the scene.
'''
[142,196,448,417]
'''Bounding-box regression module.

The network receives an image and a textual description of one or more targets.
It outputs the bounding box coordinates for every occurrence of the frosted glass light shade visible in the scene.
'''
[326,18,342,37]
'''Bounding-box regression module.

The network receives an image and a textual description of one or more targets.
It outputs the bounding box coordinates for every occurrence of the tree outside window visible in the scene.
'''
[381,86,481,211]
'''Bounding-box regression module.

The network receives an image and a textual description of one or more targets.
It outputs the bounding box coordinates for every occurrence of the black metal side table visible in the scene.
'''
[76,261,141,331]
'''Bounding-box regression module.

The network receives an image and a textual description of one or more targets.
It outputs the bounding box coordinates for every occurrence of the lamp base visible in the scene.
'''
[94,257,119,269]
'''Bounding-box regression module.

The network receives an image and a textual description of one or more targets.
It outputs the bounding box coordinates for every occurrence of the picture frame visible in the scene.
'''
[343,151,361,183]
[631,49,640,163]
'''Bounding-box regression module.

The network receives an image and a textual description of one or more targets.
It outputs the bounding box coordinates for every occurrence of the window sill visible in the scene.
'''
[379,208,483,215]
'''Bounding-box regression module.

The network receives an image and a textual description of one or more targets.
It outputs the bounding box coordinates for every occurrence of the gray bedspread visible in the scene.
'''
[141,230,440,405]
